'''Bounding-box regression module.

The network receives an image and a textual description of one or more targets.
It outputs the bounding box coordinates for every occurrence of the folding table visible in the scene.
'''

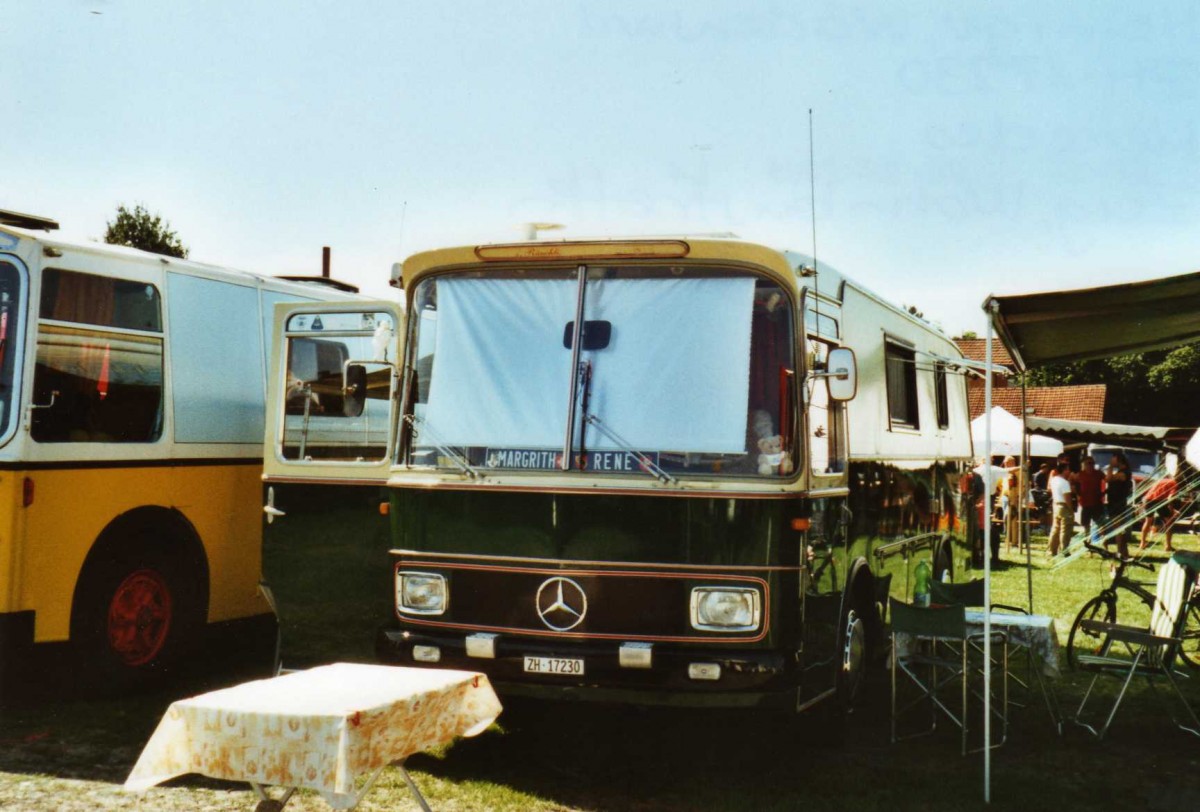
[895,609,1063,732]
[125,663,502,811]
[969,609,1064,732]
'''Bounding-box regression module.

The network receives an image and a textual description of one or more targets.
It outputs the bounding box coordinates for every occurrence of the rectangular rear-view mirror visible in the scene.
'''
[343,363,369,417]
[826,347,858,401]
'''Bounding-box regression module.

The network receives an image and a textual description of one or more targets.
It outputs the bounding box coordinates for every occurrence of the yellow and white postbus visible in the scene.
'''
[0,210,359,694]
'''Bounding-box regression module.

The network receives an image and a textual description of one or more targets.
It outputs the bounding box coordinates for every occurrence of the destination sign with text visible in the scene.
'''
[484,448,659,472]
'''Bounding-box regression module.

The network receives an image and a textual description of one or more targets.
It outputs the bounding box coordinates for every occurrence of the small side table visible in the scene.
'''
[125,663,502,810]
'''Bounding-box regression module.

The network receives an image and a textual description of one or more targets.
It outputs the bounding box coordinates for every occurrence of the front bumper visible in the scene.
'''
[377,627,801,709]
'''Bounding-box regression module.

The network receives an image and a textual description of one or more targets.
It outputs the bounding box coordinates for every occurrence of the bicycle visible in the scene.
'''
[1066,542,1200,670]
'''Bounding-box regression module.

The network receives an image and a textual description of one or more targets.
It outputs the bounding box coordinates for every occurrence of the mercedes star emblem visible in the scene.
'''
[535,576,588,631]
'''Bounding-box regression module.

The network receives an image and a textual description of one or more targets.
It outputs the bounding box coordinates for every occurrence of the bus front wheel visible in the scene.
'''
[837,573,878,712]
[72,536,204,691]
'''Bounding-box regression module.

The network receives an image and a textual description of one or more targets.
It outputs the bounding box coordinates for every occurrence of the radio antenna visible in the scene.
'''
[397,201,409,255]
[808,109,819,299]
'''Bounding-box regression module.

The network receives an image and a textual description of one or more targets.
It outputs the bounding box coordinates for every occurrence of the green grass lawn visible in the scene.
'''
[3,518,1200,811]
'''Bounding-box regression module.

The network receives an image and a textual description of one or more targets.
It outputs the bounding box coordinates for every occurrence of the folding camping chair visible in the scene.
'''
[928,578,1023,616]
[890,598,1008,755]
[1072,558,1200,740]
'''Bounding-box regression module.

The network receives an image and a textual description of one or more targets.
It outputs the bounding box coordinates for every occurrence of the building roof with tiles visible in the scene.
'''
[953,338,1014,369]
[966,384,1107,422]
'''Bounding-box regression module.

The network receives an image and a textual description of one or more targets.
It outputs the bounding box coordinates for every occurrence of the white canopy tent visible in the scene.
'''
[970,406,1063,459]
[1186,429,1200,470]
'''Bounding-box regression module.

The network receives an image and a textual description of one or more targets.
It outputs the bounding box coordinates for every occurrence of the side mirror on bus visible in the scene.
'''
[343,363,369,417]
[826,347,858,402]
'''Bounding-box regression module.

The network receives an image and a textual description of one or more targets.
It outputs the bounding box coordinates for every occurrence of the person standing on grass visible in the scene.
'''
[1048,461,1075,556]
[1076,456,1105,544]
[1001,456,1023,554]
[1104,452,1133,559]
[1139,473,1179,552]
[1032,461,1053,531]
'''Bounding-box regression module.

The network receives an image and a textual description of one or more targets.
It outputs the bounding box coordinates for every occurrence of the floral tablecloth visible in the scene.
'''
[964,610,1061,677]
[125,663,502,809]
[894,610,1062,677]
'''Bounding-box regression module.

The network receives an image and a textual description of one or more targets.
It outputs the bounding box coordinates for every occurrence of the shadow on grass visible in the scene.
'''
[3,654,1200,811]
[0,667,260,790]
[5,521,1200,810]
[410,666,1200,812]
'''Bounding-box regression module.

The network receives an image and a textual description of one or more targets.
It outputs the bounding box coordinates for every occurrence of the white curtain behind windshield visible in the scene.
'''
[423,276,756,453]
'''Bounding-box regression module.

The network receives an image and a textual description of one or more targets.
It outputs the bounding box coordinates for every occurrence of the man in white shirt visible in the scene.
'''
[1047,461,1075,556]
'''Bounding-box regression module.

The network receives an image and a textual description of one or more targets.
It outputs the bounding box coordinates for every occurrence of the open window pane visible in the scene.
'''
[40,268,161,332]
[280,311,396,462]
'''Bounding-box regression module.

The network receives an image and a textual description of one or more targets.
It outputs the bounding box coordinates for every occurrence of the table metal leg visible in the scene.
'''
[248,764,397,811]
[397,763,434,812]
[1028,654,1064,735]
[249,782,296,811]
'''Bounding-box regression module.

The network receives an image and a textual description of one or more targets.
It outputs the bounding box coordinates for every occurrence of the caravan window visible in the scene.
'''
[934,361,950,430]
[884,340,918,431]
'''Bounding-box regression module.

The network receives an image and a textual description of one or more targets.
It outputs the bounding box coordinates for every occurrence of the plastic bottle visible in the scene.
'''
[913,559,932,607]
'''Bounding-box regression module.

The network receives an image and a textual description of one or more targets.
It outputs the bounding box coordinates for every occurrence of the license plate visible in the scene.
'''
[523,656,584,676]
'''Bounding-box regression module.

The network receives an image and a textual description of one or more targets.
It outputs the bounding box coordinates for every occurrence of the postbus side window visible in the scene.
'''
[0,261,23,439]
[31,269,164,443]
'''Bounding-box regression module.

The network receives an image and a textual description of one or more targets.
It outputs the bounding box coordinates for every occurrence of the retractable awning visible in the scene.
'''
[978,268,1200,804]
[1022,416,1190,449]
[984,270,1200,372]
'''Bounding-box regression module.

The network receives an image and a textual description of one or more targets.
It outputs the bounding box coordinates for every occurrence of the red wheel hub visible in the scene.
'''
[107,569,173,666]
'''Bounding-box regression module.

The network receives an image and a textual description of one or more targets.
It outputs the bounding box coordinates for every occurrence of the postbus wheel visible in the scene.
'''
[836,568,879,714]
[933,538,954,584]
[72,532,204,691]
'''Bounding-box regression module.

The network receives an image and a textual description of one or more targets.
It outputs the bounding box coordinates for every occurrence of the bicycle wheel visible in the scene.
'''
[1067,595,1117,671]
[1177,601,1200,670]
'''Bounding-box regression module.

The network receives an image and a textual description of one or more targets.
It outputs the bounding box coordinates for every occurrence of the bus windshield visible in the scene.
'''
[0,261,22,440]
[403,267,797,479]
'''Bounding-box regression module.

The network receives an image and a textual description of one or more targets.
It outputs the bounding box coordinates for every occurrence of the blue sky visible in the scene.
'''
[3,1,1197,335]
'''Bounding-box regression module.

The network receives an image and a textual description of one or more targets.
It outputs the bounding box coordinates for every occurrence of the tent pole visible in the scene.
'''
[983,307,995,804]
[1022,375,1033,613]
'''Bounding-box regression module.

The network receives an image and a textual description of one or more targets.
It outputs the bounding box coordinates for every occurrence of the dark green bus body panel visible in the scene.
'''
[376,460,974,710]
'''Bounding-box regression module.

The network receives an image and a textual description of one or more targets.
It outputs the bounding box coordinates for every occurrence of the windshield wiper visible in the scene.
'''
[582,413,678,486]
[403,414,479,479]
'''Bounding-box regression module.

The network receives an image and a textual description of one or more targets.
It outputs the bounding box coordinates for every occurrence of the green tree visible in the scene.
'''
[104,204,188,258]
[1024,346,1200,427]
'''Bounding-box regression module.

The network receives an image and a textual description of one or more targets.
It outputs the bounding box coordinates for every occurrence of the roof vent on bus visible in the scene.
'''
[274,245,360,292]
[0,209,60,231]
[523,222,565,240]
[275,275,361,294]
